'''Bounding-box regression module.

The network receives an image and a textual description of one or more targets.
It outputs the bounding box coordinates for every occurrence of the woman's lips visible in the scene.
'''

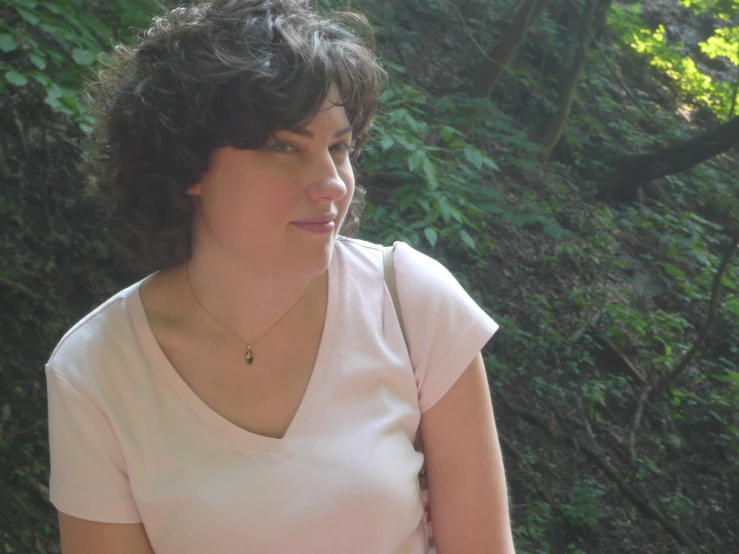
[291,221,336,234]
[292,213,337,234]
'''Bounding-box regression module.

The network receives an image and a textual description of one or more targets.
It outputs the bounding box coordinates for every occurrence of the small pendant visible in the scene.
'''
[245,346,254,365]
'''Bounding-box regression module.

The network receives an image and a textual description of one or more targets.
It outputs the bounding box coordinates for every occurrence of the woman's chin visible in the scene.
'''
[284,240,335,279]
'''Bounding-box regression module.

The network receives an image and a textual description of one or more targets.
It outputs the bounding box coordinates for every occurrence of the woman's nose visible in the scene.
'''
[308,149,350,200]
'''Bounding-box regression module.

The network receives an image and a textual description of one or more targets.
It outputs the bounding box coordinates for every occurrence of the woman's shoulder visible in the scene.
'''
[47,280,145,384]
[336,235,384,254]
[336,235,435,264]
[336,236,463,300]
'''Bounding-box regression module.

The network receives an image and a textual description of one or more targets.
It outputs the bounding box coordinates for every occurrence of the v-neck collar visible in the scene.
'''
[126,245,342,456]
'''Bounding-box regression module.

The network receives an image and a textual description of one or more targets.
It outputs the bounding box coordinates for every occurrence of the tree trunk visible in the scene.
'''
[599,115,739,202]
[538,0,601,161]
[467,0,551,99]
[593,0,613,40]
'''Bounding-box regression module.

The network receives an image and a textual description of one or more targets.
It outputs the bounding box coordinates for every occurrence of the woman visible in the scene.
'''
[45,1,515,552]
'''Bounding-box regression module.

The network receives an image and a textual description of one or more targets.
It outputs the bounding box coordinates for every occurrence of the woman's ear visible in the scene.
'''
[186,183,201,196]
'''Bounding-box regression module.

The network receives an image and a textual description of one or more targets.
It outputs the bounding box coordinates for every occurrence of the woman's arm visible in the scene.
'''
[58,511,156,554]
[419,352,516,554]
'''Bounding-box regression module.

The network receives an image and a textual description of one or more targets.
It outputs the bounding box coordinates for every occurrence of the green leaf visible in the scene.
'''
[449,204,463,224]
[42,4,64,15]
[44,96,62,109]
[720,276,737,291]
[422,158,438,189]
[0,34,17,53]
[29,54,46,70]
[436,196,452,223]
[439,125,462,143]
[661,263,685,278]
[424,227,438,248]
[464,147,484,170]
[46,84,64,99]
[481,155,500,171]
[380,135,395,151]
[398,191,416,213]
[395,135,418,152]
[543,224,565,239]
[407,149,426,173]
[72,48,94,66]
[28,69,51,85]
[16,7,41,25]
[459,229,476,249]
[5,71,28,86]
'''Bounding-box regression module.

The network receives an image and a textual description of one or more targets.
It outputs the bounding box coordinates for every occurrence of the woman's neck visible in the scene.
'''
[180,248,327,346]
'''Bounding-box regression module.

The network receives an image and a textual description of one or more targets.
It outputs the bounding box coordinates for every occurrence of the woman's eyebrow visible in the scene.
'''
[283,125,353,139]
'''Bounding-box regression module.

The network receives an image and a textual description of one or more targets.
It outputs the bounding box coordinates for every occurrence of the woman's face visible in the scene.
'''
[187,85,355,279]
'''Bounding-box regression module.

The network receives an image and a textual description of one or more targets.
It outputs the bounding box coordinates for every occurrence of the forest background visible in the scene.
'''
[1,0,738,552]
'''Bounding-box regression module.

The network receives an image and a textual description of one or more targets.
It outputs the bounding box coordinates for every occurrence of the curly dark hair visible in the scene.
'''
[83,0,386,273]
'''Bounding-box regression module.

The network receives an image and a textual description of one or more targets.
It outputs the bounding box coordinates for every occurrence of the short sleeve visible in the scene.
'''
[393,242,499,413]
[46,365,141,523]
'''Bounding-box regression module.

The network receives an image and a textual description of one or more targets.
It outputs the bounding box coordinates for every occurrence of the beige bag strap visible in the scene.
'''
[382,242,409,351]
[383,243,427,465]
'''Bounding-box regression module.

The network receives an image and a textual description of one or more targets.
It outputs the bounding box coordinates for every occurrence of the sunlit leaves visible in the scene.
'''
[680,0,739,19]
[609,4,738,117]
[701,26,739,65]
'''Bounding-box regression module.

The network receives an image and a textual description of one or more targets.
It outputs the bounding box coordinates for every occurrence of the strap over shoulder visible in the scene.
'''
[382,242,409,351]
[383,242,426,458]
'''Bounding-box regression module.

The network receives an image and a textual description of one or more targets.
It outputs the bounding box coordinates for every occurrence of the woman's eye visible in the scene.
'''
[332,142,355,156]
[271,142,297,153]
[269,141,354,156]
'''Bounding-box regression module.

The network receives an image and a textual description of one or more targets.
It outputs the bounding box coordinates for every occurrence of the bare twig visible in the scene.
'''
[629,385,652,462]
[0,275,42,300]
[602,336,649,386]
[13,109,29,161]
[576,396,596,446]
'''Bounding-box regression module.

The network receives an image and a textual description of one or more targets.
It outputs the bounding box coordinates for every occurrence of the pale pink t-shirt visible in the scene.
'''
[46,237,499,554]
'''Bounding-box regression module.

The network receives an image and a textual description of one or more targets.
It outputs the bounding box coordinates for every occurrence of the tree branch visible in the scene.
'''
[649,230,739,401]
[629,385,652,462]
[0,275,42,300]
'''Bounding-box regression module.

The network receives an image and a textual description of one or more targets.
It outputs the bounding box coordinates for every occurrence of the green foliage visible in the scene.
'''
[701,27,739,66]
[607,2,739,118]
[359,80,566,253]
[660,491,697,518]
[634,456,663,481]
[514,501,554,554]
[679,0,739,19]
[0,0,162,130]
[560,479,608,527]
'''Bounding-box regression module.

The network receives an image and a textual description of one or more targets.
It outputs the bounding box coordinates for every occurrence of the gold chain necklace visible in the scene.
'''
[185,264,308,365]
